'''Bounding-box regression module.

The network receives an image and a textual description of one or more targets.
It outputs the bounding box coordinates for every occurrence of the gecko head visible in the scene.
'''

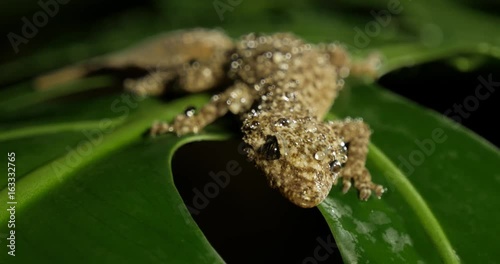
[242,112,347,208]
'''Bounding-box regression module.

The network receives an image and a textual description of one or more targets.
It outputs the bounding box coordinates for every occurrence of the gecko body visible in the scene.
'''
[37,29,385,208]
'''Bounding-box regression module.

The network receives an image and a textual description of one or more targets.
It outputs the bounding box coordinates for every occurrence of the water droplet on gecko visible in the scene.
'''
[231,61,239,69]
[273,52,284,63]
[329,160,342,173]
[305,123,317,132]
[279,63,289,70]
[202,68,212,77]
[254,84,262,91]
[246,40,256,48]
[284,92,296,101]
[314,151,326,161]
[275,118,289,127]
[249,121,260,130]
[340,142,348,154]
[242,144,255,161]
[339,154,348,164]
[184,106,196,117]
[211,94,220,102]
[317,56,327,65]
[336,79,345,88]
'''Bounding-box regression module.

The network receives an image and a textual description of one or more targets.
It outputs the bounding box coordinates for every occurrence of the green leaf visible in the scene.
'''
[332,82,500,263]
[0,90,227,263]
[1,75,498,263]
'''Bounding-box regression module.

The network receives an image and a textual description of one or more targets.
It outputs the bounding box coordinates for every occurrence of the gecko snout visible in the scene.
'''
[279,174,333,208]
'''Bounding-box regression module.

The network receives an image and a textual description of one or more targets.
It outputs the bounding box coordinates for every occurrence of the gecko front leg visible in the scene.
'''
[328,118,385,200]
[150,81,255,136]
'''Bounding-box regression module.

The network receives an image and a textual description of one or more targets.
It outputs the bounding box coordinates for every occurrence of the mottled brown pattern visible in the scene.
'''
[37,28,385,208]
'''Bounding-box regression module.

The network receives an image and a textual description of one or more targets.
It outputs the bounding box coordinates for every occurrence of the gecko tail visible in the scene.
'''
[34,64,90,90]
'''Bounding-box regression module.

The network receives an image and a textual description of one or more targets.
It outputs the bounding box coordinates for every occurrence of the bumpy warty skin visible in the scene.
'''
[36,29,385,208]
[232,33,349,207]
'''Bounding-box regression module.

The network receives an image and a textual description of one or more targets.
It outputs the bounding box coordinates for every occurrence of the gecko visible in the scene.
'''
[36,28,385,208]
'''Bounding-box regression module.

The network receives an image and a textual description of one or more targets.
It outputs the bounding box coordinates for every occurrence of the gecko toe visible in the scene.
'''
[342,179,352,194]
[359,188,371,201]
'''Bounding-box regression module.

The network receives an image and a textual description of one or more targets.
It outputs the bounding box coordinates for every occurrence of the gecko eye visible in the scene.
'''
[259,135,281,160]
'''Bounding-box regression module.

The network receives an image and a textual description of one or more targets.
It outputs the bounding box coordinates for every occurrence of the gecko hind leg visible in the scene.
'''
[123,57,231,97]
[150,81,254,136]
[328,118,385,200]
[35,29,234,93]
[124,70,177,97]
[349,52,383,79]
[320,43,382,79]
